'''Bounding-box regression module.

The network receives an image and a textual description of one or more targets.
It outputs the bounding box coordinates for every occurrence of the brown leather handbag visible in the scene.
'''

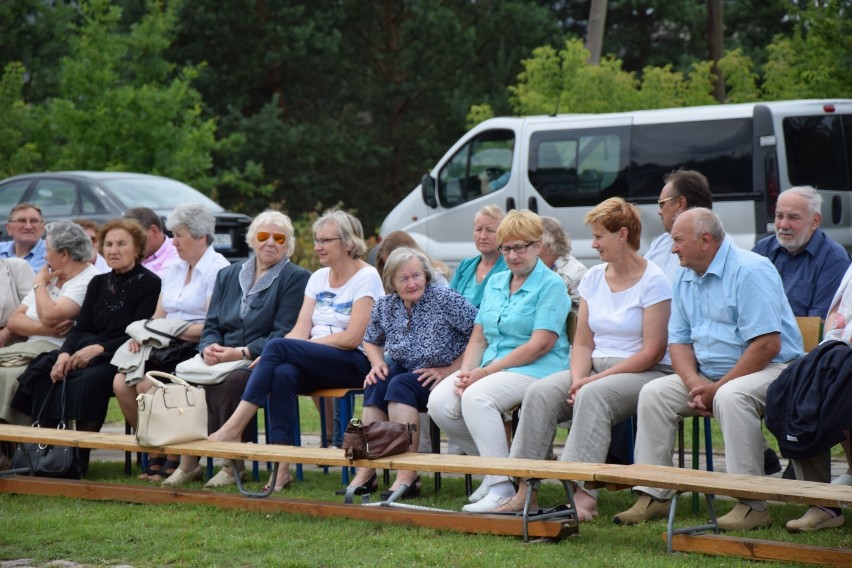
[342,419,416,462]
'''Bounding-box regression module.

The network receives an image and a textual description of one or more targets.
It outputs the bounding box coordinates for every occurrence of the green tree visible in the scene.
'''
[0,63,42,178]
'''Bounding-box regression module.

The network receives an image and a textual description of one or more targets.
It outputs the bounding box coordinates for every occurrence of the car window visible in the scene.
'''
[102,177,223,211]
[0,179,31,220]
[784,114,851,191]
[31,179,78,218]
[438,129,515,208]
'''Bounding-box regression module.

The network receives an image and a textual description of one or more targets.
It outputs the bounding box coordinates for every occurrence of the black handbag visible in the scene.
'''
[142,319,197,369]
[11,379,85,479]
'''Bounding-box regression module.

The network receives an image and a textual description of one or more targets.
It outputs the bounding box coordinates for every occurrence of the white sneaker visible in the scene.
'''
[468,480,490,503]
[832,473,852,486]
[462,492,512,513]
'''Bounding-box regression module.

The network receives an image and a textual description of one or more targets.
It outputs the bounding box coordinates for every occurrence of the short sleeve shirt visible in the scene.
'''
[669,240,804,380]
[476,259,570,378]
[364,284,477,370]
[22,264,100,346]
[579,261,672,364]
[305,265,384,340]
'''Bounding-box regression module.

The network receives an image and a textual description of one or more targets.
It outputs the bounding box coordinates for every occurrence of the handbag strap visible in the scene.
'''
[145,370,195,389]
[31,381,59,426]
[142,318,191,340]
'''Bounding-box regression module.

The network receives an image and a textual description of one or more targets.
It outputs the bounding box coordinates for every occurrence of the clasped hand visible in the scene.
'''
[687,378,718,417]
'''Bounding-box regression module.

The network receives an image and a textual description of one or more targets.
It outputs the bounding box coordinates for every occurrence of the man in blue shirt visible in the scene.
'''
[614,208,804,531]
[753,186,850,318]
[0,203,46,271]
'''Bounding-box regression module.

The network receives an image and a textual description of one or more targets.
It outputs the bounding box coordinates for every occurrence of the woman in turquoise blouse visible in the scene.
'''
[429,209,570,513]
[449,204,506,308]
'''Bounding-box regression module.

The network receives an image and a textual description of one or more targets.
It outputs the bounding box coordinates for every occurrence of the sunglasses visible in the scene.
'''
[257,231,286,245]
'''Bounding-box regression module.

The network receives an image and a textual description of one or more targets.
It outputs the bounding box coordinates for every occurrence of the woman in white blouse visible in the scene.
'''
[496,198,672,519]
[112,203,229,483]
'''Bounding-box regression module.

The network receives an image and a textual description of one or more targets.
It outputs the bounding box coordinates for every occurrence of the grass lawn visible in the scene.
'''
[2,400,848,567]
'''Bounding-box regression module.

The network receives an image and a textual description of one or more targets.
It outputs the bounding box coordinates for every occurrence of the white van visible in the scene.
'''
[379,100,852,268]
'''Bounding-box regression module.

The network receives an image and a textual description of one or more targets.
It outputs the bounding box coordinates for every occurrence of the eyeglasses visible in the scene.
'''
[498,241,537,255]
[257,231,286,244]
[657,196,677,209]
[313,237,341,246]
[9,218,43,225]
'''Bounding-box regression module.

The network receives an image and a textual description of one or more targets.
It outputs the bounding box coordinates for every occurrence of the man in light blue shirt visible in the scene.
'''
[0,203,46,271]
[614,208,803,532]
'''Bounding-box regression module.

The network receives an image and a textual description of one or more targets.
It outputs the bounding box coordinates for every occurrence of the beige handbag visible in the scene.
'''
[135,371,208,447]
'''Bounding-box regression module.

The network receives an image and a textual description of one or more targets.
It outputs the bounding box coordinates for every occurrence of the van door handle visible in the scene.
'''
[832,195,842,224]
[528,196,538,213]
[506,197,516,211]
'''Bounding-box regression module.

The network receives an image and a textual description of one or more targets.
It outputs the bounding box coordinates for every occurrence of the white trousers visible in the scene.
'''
[633,363,787,508]
[428,370,538,486]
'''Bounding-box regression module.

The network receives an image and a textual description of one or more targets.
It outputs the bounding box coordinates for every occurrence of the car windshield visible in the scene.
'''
[101,177,224,211]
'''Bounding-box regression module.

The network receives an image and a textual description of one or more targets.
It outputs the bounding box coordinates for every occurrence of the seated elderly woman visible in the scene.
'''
[450,204,506,308]
[341,247,477,499]
[11,218,161,472]
[428,209,570,513]
[165,210,310,488]
[209,209,384,492]
[495,198,672,519]
[376,231,451,287]
[0,223,96,467]
[539,216,587,311]
[0,222,98,425]
[112,203,230,483]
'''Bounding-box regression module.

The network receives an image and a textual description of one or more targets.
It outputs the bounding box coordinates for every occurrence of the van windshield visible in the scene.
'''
[438,130,515,207]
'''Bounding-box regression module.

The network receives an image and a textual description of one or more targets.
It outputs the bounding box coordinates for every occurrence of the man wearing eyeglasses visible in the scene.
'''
[124,207,180,277]
[1,203,47,271]
[644,169,712,282]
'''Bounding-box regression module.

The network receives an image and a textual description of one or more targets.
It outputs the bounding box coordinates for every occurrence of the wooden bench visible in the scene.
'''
[0,424,850,563]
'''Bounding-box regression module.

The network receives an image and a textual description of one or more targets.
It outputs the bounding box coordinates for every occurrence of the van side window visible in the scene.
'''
[529,127,629,207]
[438,129,514,208]
[630,118,753,199]
[784,115,851,191]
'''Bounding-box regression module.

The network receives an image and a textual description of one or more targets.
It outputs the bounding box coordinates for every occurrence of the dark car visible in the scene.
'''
[0,171,253,262]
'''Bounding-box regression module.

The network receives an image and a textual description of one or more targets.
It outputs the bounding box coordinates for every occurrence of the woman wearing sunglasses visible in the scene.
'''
[163,210,311,487]
[209,208,384,492]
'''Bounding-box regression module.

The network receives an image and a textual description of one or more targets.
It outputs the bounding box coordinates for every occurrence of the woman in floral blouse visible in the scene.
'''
[340,247,477,500]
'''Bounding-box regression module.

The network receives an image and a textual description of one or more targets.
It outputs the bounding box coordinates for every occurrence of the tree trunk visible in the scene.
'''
[707,0,725,102]
[586,0,607,66]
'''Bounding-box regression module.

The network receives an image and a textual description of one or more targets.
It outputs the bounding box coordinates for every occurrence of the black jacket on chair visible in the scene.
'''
[765,340,852,459]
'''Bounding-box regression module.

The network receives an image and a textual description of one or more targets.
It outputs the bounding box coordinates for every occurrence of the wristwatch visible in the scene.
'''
[241,348,250,360]
[33,283,42,290]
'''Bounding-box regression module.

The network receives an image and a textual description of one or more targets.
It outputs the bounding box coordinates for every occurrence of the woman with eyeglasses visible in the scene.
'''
[209,209,384,492]
[494,197,672,519]
[428,209,570,512]
[164,210,311,488]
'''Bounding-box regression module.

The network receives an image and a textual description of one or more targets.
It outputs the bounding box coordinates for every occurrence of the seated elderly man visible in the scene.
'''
[614,208,803,531]
[753,185,850,318]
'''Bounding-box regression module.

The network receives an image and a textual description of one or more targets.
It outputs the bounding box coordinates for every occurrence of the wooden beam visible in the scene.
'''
[667,534,852,566]
[0,476,576,540]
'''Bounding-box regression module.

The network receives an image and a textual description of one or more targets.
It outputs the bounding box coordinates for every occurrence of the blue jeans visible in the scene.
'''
[241,338,369,444]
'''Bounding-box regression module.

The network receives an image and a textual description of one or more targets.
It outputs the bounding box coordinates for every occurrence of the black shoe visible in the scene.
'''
[335,472,378,496]
[782,461,797,480]
[764,448,782,476]
[380,476,421,501]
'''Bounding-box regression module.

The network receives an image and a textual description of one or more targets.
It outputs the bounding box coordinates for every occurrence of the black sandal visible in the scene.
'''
[335,472,378,496]
[380,476,421,501]
[138,456,166,481]
[148,459,180,483]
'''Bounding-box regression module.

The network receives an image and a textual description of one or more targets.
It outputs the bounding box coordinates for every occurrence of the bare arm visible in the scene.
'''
[569,300,670,401]
[568,299,594,383]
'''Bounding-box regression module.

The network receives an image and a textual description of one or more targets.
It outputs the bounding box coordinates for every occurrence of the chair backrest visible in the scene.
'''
[795,316,822,352]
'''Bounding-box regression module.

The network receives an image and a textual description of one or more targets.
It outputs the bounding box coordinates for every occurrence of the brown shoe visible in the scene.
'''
[717,503,772,531]
[613,494,671,525]
[785,506,845,533]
